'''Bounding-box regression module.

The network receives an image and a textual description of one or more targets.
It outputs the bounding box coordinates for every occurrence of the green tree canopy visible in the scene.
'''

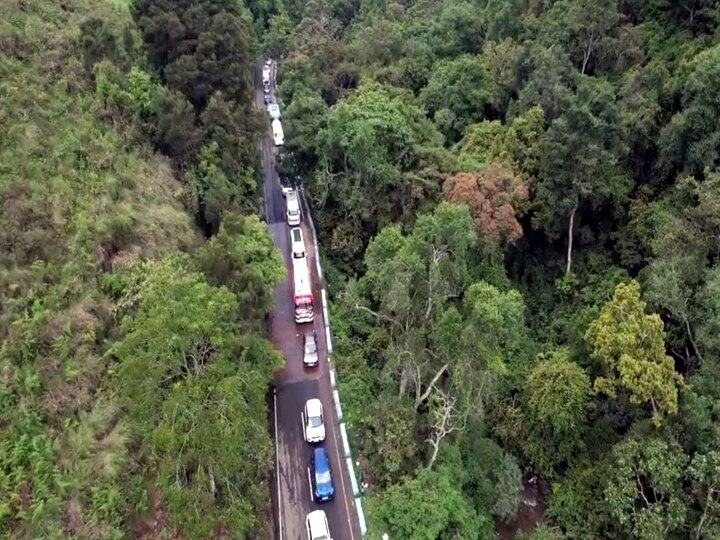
[585,280,683,425]
[195,212,285,325]
[315,83,447,266]
[604,437,688,540]
[523,349,592,474]
[372,467,489,540]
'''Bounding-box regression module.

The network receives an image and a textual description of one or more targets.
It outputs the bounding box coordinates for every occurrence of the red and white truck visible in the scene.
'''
[292,255,314,323]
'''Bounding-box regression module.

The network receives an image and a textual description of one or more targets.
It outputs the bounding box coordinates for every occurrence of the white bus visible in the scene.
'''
[292,256,314,324]
[271,119,284,147]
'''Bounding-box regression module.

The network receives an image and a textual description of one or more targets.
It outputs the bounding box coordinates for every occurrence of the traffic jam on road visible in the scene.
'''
[262,57,337,540]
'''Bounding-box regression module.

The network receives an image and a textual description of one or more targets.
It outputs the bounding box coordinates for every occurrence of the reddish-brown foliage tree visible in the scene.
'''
[443,164,529,246]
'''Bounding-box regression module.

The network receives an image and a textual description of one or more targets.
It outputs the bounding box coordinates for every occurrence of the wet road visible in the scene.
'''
[255,61,359,540]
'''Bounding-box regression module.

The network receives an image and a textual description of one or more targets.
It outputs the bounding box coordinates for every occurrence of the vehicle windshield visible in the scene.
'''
[308,414,322,428]
[316,470,332,484]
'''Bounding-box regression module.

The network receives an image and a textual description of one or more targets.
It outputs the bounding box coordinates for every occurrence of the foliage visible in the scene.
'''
[586,280,683,426]
[604,437,688,540]
[115,257,281,535]
[195,212,286,325]
[522,349,592,474]
[0,0,271,537]
[371,467,491,540]
[443,164,529,247]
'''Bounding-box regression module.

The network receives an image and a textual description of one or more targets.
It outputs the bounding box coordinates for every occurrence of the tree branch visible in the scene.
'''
[415,363,449,409]
[566,197,579,276]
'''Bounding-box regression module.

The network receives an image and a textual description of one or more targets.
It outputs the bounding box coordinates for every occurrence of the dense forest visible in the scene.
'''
[267,0,720,538]
[2,0,720,538]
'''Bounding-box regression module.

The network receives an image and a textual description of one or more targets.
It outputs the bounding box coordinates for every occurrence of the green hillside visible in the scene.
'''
[0,0,281,538]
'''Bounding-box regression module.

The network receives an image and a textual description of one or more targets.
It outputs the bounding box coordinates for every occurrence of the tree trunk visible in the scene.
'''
[427,442,440,470]
[566,199,579,276]
[695,486,716,540]
[415,363,448,409]
[684,317,704,365]
[582,31,595,75]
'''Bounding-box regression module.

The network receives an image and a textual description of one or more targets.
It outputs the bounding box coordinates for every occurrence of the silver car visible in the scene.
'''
[303,331,319,367]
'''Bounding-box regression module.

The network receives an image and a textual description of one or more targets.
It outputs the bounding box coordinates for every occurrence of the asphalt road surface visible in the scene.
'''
[255,61,359,540]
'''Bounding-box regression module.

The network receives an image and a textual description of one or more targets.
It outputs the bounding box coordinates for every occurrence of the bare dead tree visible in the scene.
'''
[426,389,464,469]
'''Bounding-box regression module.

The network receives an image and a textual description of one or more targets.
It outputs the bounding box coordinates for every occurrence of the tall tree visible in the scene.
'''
[420,54,501,142]
[372,467,488,540]
[195,212,286,325]
[660,44,720,178]
[604,437,688,540]
[585,280,683,425]
[443,164,529,247]
[315,83,446,266]
[534,76,628,275]
[523,349,592,474]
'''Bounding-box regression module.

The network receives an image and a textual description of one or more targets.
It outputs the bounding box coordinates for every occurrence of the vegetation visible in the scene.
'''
[270,0,720,538]
[4,0,720,537]
[1,0,281,537]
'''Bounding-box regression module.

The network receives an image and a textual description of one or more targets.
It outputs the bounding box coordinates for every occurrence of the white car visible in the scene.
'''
[302,399,325,444]
[306,510,332,540]
[267,103,281,119]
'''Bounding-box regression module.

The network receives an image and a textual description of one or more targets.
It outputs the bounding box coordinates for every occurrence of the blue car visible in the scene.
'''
[311,447,334,502]
[263,93,272,105]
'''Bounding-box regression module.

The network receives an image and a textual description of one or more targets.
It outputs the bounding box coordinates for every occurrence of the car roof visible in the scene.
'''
[306,398,322,416]
[313,447,329,466]
[307,510,328,532]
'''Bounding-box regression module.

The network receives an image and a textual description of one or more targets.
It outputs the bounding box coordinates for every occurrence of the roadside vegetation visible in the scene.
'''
[0,0,282,537]
[267,0,720,538]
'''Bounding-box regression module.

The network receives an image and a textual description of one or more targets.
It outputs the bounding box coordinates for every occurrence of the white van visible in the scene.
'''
[290,227,305,258]
[285,189,301,227]
[262,66,271,86]
[271,119,284,147]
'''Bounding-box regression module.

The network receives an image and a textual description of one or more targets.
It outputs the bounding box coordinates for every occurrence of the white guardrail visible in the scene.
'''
[300,189,368,538]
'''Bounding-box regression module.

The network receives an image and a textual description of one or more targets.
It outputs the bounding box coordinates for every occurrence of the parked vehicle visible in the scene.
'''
[290,227,306,259]
[271,118,284,146]
[310,447,335,502]
[267,103,281,119]
[306,510,332,540]
[303,330,319,367]
[302,399,325,444]
[263,93,272,105]
[285,188,301,226]
[292,256,314,324]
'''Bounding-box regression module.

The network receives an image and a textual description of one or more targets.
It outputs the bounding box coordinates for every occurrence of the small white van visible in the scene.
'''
[290,227,305,258]
[271,119,284,147]
[285,189,301,227]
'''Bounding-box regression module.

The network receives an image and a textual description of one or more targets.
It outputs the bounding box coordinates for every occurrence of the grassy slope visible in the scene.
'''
[0,0,200,537]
